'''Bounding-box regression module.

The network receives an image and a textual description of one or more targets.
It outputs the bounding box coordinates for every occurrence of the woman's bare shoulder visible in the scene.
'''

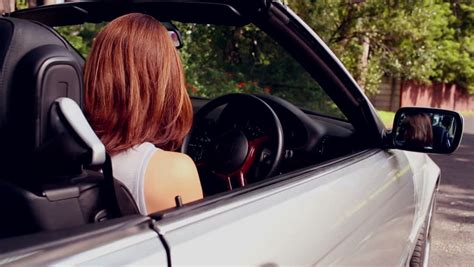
[144,150,202,213]
[148,150,197,175]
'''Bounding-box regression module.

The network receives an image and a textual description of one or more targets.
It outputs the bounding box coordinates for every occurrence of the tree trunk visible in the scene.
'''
[0,0,15,13]
[357,35,370,92]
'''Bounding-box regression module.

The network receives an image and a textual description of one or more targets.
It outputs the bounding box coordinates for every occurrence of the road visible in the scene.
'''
[429,116,474,266]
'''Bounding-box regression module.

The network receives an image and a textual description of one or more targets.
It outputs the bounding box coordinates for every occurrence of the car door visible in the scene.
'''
[155,149,415,266]
[0,216,168,266]
[150,2,416,265]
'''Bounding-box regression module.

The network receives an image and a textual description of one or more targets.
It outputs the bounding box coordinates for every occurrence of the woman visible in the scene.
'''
[84,13,203,214]
[402,113,433,149]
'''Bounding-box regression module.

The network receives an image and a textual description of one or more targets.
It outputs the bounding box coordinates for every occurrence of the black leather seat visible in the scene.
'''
[0,17,139,239]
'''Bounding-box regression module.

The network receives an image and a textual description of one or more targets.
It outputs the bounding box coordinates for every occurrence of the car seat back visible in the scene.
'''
[0,17,139,239]
[0,17,83,175]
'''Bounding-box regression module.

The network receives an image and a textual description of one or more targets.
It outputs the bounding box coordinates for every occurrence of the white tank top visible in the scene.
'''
[111,142,159,215]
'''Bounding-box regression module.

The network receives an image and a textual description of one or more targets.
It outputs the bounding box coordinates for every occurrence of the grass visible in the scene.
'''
[377,110,395,128]
[461,111,474,117]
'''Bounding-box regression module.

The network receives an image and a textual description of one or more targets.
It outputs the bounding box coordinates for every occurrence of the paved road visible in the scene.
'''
[429,116,474,266]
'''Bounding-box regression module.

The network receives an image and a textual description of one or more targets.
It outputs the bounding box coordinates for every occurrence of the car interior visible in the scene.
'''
[0,3,368,243]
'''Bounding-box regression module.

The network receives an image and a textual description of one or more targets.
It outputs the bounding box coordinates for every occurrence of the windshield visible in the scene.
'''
[55,22,346,120]
[177,23,346,120]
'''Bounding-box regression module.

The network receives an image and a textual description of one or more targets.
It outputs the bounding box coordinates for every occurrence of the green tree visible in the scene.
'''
[55,23,105,58]
[287,0,466,94]
[436,0,474,92]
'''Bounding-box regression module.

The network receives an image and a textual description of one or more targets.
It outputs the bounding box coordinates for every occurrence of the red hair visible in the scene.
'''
[404,113,433,147]
[84,13,192,154]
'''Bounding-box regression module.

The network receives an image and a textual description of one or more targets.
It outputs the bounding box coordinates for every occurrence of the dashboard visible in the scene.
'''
[187,94,357,175]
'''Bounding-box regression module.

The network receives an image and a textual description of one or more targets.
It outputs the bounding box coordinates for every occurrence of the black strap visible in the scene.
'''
[113,180,140,215]
[103,153,140,217]
[103,153,122,218]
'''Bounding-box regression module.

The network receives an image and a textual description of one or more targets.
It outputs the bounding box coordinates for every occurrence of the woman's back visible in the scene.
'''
[112,142,202,214]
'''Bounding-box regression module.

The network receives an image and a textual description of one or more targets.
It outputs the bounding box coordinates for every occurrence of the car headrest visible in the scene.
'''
[55,98,105,166]
[34,97,105,178]
[0,17,87,179]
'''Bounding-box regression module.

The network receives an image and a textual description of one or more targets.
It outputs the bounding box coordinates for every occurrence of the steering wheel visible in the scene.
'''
[182,93,284,192]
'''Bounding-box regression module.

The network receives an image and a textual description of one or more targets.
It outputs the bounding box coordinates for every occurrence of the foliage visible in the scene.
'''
[286,0,474,94]
[177,23,344,117]
[55,23,105,58]
[15,0,27,9]
[441,0,474,92]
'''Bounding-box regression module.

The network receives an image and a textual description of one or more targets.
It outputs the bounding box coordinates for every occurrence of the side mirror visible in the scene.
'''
[391,107,464,154]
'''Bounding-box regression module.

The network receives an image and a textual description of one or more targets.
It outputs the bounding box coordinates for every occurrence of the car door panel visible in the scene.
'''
[1,216,167,266]
[66,231,167,266]
[404,151,440,257]
[156,149,415,266]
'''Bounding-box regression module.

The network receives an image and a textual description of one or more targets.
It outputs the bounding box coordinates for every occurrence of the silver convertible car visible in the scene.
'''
[0,0,464,266]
